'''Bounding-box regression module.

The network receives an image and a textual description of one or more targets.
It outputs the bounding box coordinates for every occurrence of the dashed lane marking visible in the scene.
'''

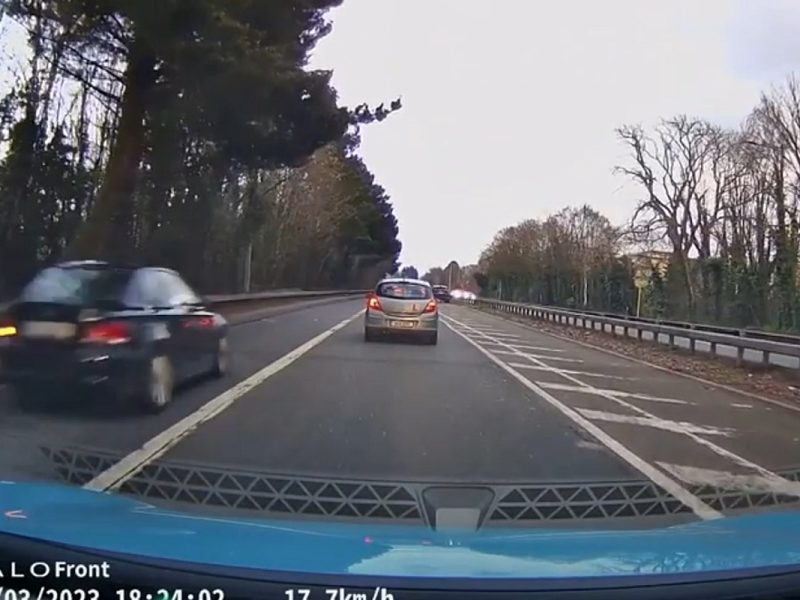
[84,310,364,492]
[536,381,689,405]
[442,315,722,520]
[576,408,733,436]
[732,403,753,409]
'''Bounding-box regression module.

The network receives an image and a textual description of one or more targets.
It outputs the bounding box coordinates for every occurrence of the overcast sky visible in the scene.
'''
[310,0,800,272]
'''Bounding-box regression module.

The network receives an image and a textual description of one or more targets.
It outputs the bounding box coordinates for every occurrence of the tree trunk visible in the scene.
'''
[772,158,796,329]
[675,250,695,319]
[68,36,155,262]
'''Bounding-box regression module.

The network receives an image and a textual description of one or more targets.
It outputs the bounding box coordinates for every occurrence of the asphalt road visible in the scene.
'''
[3,299,800,524]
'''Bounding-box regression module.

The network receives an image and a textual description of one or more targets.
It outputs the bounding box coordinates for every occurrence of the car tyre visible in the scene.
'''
[211,336,229,378]
[364,328,376,343]
[425,332,438,346]
[141,356,174,413]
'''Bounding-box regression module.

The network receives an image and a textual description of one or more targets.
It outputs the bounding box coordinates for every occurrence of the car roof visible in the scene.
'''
[377,277,432,287]
[54,261,177,275]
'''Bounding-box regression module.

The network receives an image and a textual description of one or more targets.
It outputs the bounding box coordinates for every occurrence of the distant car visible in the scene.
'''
[0,261,229,412]
[431,285,451,303]
[451,289,477,303]
[364,278,438,345]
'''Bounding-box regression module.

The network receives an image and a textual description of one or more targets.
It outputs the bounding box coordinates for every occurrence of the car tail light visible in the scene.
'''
[184,316,215,329]
[80,321,131,345]
[367,294,383,312]
[0,316,16,338]
[423,299,438,314]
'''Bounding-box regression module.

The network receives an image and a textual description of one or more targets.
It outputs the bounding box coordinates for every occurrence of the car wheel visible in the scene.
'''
[211,336,229,378]
[426,332,438,345]
[364,328,375,343]
[142,356,174,413]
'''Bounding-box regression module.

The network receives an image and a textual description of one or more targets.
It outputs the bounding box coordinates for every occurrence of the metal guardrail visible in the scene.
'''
[205,289,367,306]
[476,298,800,369]
[530,305,800,346]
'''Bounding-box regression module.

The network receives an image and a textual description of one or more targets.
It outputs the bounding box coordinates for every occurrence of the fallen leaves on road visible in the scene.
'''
[483,308,800,407]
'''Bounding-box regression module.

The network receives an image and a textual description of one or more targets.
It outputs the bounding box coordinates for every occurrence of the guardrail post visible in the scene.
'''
[763,350,770,366]
[689,338,696,353]
[610,323,616,336]
[668,333,675,348]
[623,325,628,338]
[736,346,744,367]
[637,328,643,341]
[710,341,717,356]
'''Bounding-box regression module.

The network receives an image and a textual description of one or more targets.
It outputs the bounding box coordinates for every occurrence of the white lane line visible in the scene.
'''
[84,310,363,492]
[470,331,521,339]
[658,462,800,497]
[492,350,583,364]
[536,381,689,405]
[441,315,722,520]
[731,403,753,409]
[509,344,565,353]
[449,312,795,501]
[577,408,733,436]
[480,341,565,353]
[508,363,637,381]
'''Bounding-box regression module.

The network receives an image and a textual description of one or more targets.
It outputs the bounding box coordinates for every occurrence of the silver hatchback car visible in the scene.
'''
[364,278,439,345]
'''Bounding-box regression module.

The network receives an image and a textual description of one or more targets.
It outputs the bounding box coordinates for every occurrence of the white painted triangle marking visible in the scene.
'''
[508,363,637,381]
[482,332,522,339]
[536,381,688,405]
[480,341,565,353]
[576,408,733,436]
[657,462,800,497]
[492,349,583,364]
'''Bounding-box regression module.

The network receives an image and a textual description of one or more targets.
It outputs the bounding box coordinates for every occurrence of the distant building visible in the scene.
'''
[627,250,671,285]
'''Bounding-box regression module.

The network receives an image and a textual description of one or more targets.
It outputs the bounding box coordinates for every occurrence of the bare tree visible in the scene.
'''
[615,116,717,317]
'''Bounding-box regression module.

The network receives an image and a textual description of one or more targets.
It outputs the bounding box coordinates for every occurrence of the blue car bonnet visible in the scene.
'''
[2,481,800,579]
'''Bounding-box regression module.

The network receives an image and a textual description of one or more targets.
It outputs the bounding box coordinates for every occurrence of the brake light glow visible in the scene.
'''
[423,299,438,314]
[367,294,382,311]
[80,321,131,345]
[184,317,215,329]
[0,323,16,337]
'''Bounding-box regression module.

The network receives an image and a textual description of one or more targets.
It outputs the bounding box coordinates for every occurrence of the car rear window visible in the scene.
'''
[376,282,432,300]
[20,267,134,306]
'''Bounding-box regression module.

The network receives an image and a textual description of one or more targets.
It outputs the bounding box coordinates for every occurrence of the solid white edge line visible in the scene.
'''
[84,310,364,492]
[441,315,722,520]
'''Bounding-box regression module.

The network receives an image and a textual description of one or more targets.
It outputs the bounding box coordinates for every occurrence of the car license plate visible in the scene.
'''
[389,320,416,329]
[20,321,77,340]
